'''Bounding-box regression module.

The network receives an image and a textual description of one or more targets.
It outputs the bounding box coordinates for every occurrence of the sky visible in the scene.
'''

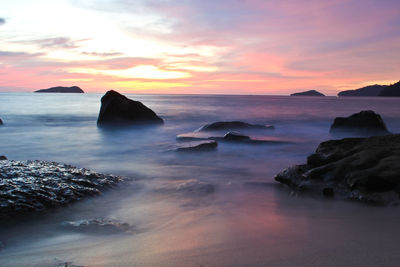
[0,0,399,95]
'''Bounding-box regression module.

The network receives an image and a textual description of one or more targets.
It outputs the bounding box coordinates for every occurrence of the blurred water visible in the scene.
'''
[0,93,400,266]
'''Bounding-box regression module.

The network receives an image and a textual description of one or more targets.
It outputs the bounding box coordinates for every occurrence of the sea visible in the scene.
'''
[0,93,400,266]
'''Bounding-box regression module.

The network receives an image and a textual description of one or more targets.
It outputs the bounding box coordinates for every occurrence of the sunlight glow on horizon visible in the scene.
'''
[0,0,399,95]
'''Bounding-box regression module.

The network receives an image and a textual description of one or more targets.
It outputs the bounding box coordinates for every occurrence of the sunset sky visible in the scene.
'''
[1,0,399,95]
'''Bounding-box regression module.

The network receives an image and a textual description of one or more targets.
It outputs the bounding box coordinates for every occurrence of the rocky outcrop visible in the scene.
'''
[34,86,84,93]
[275,134,400,205]
[330,110,390,137]
[196,121,273,132]
[338,85,387,97]
[378,81,400,97]
[174,140,218,152]
[290,90,325,96]
[222,131,250,141]
[0,160,124,219]
[61,218,134,234]
[97,90,163,126]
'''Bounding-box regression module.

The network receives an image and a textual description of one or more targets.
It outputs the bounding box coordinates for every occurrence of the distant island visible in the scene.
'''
[378,81,400,97]
[338,85,387,97]
[290,90,325,96]
[34,86,84,93]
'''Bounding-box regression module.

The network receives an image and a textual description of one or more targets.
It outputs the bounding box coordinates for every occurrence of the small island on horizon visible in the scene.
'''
[290,90,325,96]
[34,86,84,93]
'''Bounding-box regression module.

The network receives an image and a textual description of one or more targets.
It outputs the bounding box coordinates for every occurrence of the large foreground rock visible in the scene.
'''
[330,110,390,136]
[97,90,163,126]
[275,134,400,205]
[196,121,273,132]
[0,160,123,219]
[35,86,84,93]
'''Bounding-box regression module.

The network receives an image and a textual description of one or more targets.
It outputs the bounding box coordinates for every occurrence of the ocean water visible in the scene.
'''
[0,93,400,266]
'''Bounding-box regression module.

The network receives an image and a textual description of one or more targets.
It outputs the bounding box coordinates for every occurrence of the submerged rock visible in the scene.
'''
[34,86,84,93]
[174,140,218,152]
[0,160,124,219]
[176,132,213,141]
[275,134,400,205]
[196,121,273,132]
[97,90,163,126]
[61,218,134,234]
[290,90,325,96]
[330,110,390,137]
[156,179,215,196]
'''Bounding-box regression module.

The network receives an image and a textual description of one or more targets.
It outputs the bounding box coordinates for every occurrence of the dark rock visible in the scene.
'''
[275,134,400,205]
[378,81,400,97]
[176,132,294,145]
[34,86,84,93]
[330,110,390,137]
[290,90,325,96]
[338,85,387,97]
[174,140,217,152]
[0,155,7,160]
[0,118,3,125]
[196,121,273,132]
[0,160,124,219]
[223,131,250,141]
[61,218,134,234]
[322,188,334,197]
[97,90,163,126]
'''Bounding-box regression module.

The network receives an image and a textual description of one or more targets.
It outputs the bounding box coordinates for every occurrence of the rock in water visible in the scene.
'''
[97,90,163,126]
[61,218,134,234]
[275,134,400,205]
[34,86,84,93]
[223,131,250,141]
[330,110,390,137]
[0,155,7,160]
[0,118,3,125]
[196,121,273,132]
[0,160,124,219]
[155,179,215,196]
[174,140,218,152]
[290,90,325,96]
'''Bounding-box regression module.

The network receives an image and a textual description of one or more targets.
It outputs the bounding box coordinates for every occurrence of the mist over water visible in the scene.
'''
[1,93,400,266]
